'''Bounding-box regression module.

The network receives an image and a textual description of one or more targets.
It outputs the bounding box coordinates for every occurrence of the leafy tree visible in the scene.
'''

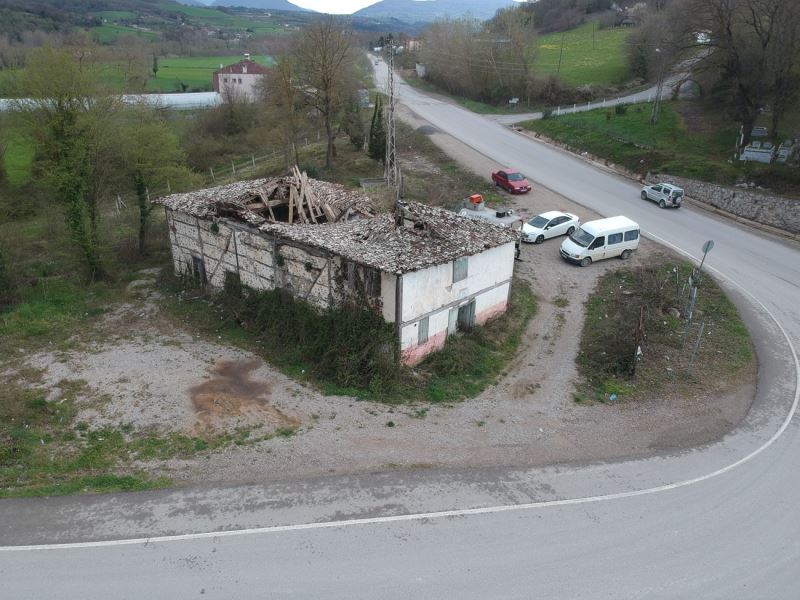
[368,95,386,163]
[339,88,366,150]
[152,53,159,78]
[10,43,119,278]
[120,104,199,255]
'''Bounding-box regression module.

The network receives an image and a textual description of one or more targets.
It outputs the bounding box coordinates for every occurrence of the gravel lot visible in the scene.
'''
[7,116,755,487]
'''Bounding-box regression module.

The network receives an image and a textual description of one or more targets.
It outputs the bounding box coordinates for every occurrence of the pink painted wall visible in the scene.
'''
[401,329,447,366]
[476,299,508,326]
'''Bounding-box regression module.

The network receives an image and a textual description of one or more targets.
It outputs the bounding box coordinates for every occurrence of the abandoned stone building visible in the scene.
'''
[156,173,517,365]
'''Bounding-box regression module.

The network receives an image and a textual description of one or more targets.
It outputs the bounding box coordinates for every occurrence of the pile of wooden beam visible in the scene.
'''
[246,167,372,225]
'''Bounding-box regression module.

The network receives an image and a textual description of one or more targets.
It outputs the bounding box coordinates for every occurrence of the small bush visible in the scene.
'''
[615,104,627,116]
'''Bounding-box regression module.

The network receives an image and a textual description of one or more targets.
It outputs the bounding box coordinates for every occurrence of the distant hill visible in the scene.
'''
[354,0,517,22]
[210,0,310,10]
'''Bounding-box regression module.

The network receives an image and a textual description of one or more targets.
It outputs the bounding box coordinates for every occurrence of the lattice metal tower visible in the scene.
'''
[385,41,398,188]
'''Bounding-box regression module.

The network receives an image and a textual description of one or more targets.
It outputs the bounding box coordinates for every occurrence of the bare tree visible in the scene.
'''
[691,0,799,146]
[263,39,309,167]
[292,16,355,167]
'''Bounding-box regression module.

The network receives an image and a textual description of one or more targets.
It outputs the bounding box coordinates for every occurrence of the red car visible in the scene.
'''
[491,168,531,194]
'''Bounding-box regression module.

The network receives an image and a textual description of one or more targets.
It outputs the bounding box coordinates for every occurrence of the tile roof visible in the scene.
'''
[259,202,516,273]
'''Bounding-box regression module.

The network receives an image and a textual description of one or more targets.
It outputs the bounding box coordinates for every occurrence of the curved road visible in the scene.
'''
[1,68,799,598]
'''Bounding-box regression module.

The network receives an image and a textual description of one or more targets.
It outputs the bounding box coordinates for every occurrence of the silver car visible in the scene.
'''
[641,183,683,209]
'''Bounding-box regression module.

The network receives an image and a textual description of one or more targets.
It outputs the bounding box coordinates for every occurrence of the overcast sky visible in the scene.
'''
[290,0,383,14]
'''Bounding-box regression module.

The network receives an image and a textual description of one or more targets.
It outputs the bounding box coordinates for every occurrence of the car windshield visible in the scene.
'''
[528,216,549,228]
[570,227,594,248]
[507,172,525,181]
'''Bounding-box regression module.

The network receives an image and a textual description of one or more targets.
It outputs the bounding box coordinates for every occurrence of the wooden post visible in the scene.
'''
[210,167,215,182]
[231,160,236,176]
[252,155,256,168]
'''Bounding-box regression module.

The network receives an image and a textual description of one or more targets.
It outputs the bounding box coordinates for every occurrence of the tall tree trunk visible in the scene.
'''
[324,95,335,168]
[135,171,150,255]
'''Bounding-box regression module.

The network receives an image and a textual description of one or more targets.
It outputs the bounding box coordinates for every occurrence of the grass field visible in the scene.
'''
[522,101,741,182]
[101,56,273,92]
[536,23,632,87]
[2,127,34,188]
[92,24,158,44]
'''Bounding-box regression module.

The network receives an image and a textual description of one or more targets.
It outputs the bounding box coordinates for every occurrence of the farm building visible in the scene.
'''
[212,56,270,101]
[155,173,517,365]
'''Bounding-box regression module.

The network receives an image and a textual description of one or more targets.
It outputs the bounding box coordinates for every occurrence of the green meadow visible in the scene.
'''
[536,23,632,87]
[91,55,272,92]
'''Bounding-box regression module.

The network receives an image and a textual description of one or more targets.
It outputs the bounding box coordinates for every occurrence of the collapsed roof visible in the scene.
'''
[155,175,517,274]
[156,169,375,227]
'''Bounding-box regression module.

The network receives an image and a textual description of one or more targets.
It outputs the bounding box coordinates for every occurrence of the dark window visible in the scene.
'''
[224,270,242,296]
[608,233,623,245]
[589,236,605,250]
[453,257,468,282]
[652,185,662,192]
[191,255,207,284]
[418,316,429,344]
[624,229,640,241]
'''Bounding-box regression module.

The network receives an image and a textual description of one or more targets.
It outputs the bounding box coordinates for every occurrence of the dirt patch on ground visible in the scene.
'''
[189,360,298,436]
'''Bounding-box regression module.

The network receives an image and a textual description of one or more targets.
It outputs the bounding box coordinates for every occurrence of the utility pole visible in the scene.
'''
[556,31,566,76]
[385,39,398,190]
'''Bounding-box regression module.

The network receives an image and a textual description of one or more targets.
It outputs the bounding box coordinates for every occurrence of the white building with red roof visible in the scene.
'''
[212,55,270,101]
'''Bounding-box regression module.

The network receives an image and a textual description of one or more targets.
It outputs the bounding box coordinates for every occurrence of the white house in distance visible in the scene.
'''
[155,174,517,365]
[212,55,270,101]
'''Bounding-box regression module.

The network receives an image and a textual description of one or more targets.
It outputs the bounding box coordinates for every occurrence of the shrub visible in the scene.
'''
[615,104,627,116]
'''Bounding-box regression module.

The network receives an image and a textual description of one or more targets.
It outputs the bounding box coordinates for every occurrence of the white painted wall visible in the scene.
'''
[400,242,515,322]
[219,73,263,101]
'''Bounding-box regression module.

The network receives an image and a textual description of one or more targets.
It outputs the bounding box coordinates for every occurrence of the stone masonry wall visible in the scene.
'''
[648,174,800,235]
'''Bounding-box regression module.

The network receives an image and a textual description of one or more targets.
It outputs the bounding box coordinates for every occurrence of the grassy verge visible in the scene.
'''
[522,101,739,182]
[574,259,753,404]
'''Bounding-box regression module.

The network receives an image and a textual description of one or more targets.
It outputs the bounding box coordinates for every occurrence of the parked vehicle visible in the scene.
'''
[491,168,531,194]
[521,211,579,244]
[560,216,640,267]
[641,183,683,208]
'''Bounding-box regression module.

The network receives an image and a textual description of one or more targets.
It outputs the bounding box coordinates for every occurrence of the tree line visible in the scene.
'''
[627,0,800,144]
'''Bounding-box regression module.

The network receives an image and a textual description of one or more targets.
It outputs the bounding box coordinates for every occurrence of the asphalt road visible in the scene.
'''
[1,66,799,599]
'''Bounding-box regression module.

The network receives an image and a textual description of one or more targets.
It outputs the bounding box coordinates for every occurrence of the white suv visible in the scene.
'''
[641,183,683,209]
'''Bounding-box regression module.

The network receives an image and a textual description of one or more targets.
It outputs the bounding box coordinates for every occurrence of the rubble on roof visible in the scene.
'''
[261,201,517,273]
[156,172,516,273]
[154,167,375,226]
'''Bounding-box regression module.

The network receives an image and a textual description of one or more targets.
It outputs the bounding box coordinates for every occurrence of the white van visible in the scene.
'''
[559,216,640,267]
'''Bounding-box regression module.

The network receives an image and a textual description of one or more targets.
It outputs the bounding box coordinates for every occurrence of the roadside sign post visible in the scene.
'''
[697,240,714,278]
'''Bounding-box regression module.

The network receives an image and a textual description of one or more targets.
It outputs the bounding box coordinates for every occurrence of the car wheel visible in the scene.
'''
[566,226,575,236]
[659,199,667,208]
[580,257,592,267]
[620,249,632,260]
[641,191,648,200]
[535,234,544,244]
